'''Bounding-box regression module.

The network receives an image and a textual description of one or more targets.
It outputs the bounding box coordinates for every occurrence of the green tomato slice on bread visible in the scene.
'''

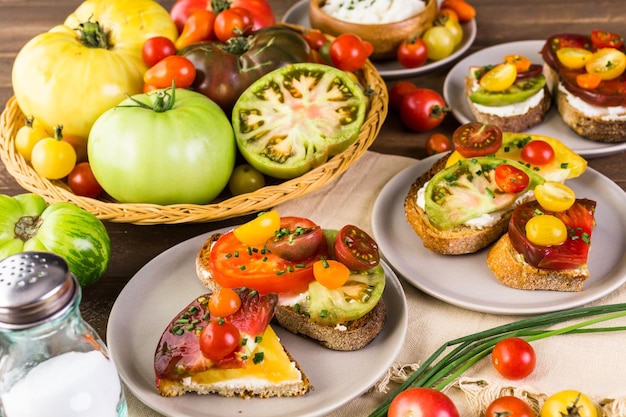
[301,230,385,326]
[424,157,546,230]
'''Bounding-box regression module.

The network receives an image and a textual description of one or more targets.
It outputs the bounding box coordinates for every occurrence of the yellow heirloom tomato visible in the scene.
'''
[11,0,178,139]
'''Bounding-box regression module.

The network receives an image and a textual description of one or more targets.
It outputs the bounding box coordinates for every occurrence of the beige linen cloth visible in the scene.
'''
[127,151,626,417]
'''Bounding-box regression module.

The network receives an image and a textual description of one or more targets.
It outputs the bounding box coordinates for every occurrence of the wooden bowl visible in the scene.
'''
[309,0,438,61]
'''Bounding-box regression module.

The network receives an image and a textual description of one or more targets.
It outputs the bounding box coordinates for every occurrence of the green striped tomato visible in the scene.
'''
[0,193,111,287]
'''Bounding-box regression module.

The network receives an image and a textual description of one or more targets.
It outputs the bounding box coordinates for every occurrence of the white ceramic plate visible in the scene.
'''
[282,0,477,80]
[443,40,626,158]
[372,154,626,315]
[107,228,408,417]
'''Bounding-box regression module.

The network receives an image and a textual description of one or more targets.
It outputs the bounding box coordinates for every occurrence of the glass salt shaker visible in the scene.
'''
[0,251,128,417]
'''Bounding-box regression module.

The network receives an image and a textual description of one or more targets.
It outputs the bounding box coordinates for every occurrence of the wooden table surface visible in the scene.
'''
[1,0,625,345]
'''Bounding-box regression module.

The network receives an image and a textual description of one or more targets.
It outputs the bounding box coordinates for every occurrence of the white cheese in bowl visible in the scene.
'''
[321,0,427,24]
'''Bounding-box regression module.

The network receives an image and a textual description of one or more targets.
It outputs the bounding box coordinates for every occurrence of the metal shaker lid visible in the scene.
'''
[0,251,78,330]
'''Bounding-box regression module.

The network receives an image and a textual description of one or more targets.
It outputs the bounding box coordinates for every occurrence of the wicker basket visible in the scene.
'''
[1,60,387,225]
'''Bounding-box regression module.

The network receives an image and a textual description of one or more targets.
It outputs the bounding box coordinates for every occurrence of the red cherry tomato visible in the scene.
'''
[142,36,177,68]
[329,33,373,72]
[492,337,537,379]
[143,55,196,88]
[388,388,460,417]
[452,122,503,157]
[486,396,536,417]
[590,29,624,49]
[175,9,217,50]
[425,133,453,156]
[214,8,253,42]
[199,320,240,361]
[400,88,449,132]
[302,30,328,51]
[333,225,380,271]
[397,37,429,68]
[520,140,555,166]
[67,162,104,198]
[389,81,418,110]
[494,164,530,193]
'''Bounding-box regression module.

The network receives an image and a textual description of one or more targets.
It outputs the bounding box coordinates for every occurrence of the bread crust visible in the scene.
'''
[486,234,589,292]
[465,76,552,132]
[555,86,626,143]
[274,299,386,351]
[403,154,514,255]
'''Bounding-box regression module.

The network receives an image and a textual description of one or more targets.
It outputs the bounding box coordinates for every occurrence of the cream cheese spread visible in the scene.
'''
[469,77,545,117]
[416,181,534,229]
[321,0,426,24]
[559,83,626,121]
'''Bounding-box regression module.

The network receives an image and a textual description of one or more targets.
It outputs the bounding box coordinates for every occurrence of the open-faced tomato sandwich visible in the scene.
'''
[465,54,552,132]
[541,30,626,142]
[195,210,386,352]
[154,286,311,398]
[404,122,587,255]
[487,181,597,292]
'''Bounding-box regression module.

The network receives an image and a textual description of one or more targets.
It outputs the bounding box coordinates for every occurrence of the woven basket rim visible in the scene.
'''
[1,54,387,225]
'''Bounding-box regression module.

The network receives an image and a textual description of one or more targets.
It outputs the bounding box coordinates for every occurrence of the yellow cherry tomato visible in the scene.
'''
[535,181,576,212]
[540,390,598,417]
[556,47,593,69]
[15,116,48,161]
[30,125,77,180]
[313,259,350,289]
[233,209,281,246]
[525,214,568,246]
[585,48,626,80]
[479,63,518,92]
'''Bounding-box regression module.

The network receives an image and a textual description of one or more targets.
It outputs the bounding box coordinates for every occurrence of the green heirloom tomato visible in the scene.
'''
[232,63,367,179]
[88,87,236,205]
[0,194,111,287]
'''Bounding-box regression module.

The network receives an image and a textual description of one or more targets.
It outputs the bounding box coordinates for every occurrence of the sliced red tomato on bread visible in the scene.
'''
[208,217,329,294]
[507,199,596,270]
[541,32,626,107]
[155,288,278,382]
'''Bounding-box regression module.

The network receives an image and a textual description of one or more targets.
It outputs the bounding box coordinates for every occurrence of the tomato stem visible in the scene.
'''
[75,20,109,49]
[120,81,177,113]
[211,0,232,14]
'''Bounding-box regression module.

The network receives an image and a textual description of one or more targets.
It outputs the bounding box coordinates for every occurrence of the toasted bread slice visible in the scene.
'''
[487,234,589,292]
[554,84,626,143]
[195,233,387,351]
[273,299,386,351]
[465,69,552,132]
[157,326,311,398]
[155,288,311,399]
[404,154,516,255]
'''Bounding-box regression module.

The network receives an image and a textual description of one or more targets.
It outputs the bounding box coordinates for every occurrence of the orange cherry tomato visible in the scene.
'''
[208,288,242,317]
[576,72,602,89]
[143,55,196,88]
[440,0,476,22]
[504,54,532,72]
[494,164,530,193]
[175,9,217,50]
[214,8,253,42]
[439,8,459,22]
[313,259,350,289]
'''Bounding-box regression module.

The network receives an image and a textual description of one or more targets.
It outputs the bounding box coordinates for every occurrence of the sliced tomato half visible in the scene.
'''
[209,217,329,294]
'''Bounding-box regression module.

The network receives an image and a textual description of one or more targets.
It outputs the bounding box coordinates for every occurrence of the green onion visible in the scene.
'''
[368,303,626,417]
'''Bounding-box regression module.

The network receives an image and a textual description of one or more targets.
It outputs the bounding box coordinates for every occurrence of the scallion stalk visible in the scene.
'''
[368,303,626,417]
